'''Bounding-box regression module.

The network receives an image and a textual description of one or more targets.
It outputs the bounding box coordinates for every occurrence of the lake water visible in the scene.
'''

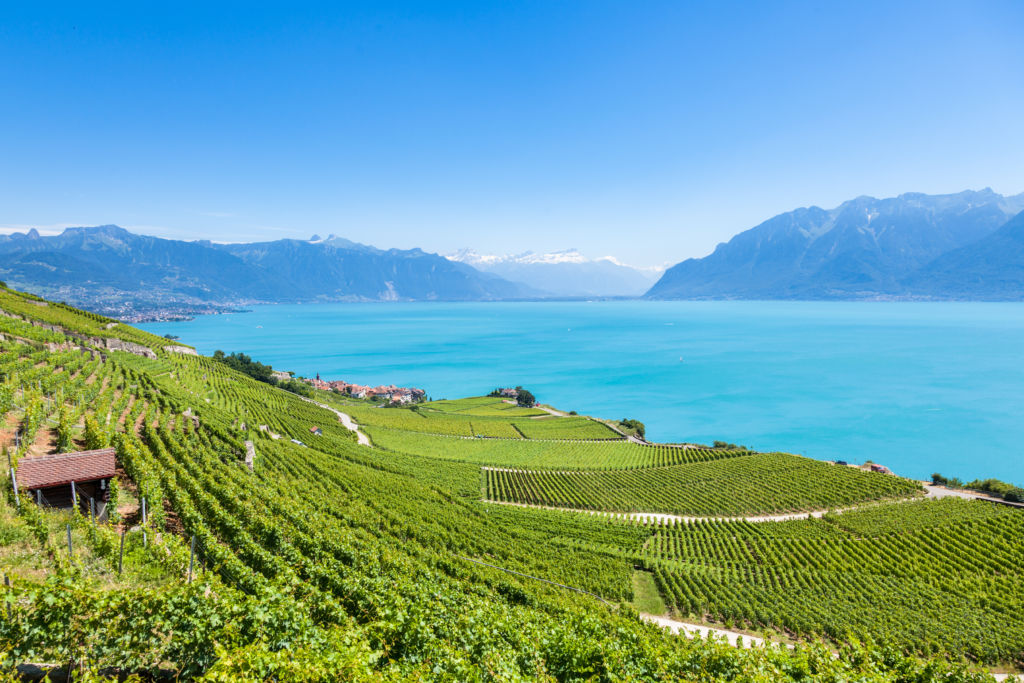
[141,301,1024,483]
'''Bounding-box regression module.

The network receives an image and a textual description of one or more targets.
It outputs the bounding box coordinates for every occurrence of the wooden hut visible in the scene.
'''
[16,447,116,518]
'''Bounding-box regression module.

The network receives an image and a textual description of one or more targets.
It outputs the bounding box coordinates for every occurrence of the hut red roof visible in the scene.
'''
[16,447,116,489]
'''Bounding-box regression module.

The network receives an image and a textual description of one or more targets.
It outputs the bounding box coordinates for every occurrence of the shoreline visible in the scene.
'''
[136,301,1024,485]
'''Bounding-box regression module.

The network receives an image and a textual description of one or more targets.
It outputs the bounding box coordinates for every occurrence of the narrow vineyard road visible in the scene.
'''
[301,397,372,446]
[640,613,770,648]
[481,496,924,524]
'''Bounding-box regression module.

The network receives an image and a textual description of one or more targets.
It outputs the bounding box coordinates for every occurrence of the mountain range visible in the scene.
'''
[3,187,1023,318]
[446,248,661,297]
[0,226,533,317]
[647,189,1024,300]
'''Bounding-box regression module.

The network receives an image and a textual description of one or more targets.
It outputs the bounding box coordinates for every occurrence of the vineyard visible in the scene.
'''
[419,396,549,417]
[640,499,1024,663]
[366,426,750,470]
[339,399,622,440]
[0,283,1020,680]
[484,453,924,516]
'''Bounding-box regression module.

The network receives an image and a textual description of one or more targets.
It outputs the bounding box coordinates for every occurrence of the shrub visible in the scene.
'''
[619,418,645,439]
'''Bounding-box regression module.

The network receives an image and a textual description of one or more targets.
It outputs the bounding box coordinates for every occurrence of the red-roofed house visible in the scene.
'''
[16,447,117,518]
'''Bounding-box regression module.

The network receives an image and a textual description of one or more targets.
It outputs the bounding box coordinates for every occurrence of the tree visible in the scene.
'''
[515,387,536,407]
[212,350,275,384]
[620,418,645,439]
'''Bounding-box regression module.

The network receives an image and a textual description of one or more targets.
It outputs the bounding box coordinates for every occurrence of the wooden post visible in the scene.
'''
[90,497,96,522]
[9,468,19,510]
[35,489,41,505]
[188,535,196,583]
[118,530,125,575]
[66,524,72,557]
[3,574,10,620]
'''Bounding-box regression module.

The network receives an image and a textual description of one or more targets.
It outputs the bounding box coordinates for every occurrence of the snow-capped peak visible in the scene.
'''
[516,249,588,265]
[448,248,600,266]
[442,248,499,266]
[446,248,666,274]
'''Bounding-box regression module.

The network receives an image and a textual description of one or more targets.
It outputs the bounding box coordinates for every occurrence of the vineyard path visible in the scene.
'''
[301,397,372,447]
[533,404,568,417]
[482,497,911,523]
[481,483,1006,524]
[640,613,770,648]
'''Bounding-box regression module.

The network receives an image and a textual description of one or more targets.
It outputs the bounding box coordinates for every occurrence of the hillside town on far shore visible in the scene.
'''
[295,372,427,404]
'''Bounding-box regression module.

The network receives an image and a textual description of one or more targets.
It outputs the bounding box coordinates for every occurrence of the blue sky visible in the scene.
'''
[1,1,1022,267]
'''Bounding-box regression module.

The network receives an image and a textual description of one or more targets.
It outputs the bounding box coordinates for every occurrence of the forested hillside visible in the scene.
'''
[0,284,1020,681]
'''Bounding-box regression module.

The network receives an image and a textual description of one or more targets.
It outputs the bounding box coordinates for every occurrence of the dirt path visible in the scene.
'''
[533,404,568,417]
[482,495,927,524]
[924,483,1024,508]
[336,410,371,446]
[640,613,771,648]
[301,397,371,446]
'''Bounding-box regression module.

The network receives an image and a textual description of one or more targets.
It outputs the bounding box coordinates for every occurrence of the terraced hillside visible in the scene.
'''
[483,453,922,516]
[365,426,750,470]
[1,283,1021,681]
[640,499,1024,662]
[336,398,622,440]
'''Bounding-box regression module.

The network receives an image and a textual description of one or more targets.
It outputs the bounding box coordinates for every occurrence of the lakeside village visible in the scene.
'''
[298,372,427,404]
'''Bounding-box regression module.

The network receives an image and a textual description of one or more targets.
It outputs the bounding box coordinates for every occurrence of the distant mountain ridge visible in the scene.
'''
[647,189,1024,300]
[0,225,534,316]
[447,248,661,297]
[904,208,1024,298]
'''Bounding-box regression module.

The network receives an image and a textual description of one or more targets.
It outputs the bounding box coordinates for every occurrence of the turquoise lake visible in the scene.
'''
[141,301,1024,483]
